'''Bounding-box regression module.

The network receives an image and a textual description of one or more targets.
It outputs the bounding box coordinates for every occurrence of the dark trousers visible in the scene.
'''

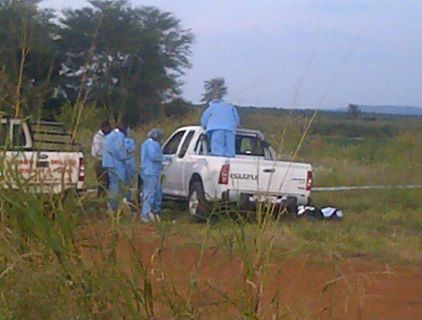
[95,159,109,197]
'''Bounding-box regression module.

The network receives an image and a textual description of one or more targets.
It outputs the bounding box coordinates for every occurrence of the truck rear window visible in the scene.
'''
[236,135,265,157]
[195,133,267,157]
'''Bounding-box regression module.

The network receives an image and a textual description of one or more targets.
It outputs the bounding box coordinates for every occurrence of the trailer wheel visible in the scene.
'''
[188,181,211,222]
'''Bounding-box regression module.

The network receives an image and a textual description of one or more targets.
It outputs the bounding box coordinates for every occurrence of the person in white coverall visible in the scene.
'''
[91,121,111,197]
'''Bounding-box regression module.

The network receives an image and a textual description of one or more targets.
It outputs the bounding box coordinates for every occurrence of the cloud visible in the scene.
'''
[311,0,369,14]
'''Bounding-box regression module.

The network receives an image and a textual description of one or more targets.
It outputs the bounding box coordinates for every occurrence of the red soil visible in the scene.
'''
[78,222,422,319]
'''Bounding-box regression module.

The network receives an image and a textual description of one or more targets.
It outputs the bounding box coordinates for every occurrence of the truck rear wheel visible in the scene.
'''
[285,196,298,217]
[188,181,211,222]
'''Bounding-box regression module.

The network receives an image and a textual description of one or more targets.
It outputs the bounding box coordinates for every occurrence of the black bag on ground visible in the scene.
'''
[297,206,343,220]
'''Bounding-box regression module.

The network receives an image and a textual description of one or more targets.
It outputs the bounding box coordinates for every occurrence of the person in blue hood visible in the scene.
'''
[140,128,165,222]
[201,96,240,157]
[102,122,130,211]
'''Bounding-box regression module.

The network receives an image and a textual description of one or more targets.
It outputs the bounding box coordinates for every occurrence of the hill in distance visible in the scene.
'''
[346,105,422,116]
[203,103,422,117]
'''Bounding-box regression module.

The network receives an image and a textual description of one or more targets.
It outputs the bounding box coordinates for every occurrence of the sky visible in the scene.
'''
[41,0,422,109]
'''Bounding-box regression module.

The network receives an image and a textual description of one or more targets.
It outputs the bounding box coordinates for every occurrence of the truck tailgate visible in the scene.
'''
[2,151,84,193]
[228,158,311,196]
[35,151,84,192]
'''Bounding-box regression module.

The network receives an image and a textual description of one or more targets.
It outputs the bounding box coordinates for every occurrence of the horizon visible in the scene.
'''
[189,102,422,112]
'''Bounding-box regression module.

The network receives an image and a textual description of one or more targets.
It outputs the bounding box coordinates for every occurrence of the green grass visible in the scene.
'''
[72,108,422,265]
[156,188,422,264]
[1,109,422,318]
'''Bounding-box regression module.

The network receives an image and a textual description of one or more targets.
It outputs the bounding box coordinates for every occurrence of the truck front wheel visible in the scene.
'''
[188,181,211,222]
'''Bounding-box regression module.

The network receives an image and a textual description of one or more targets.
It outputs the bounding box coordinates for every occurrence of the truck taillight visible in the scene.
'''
[306,170,313,191]
[79,157,85,182]
[218,163,230,185]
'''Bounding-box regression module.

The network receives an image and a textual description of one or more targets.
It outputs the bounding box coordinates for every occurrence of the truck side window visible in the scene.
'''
[0,121,8,147]
[163,130,185,155]
[178,130,195,158]
[11,123,26,147]
[263,143,275,160]
[195,134,211,155]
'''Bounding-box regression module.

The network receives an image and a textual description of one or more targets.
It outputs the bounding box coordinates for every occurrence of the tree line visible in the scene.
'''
[0,0,195,126]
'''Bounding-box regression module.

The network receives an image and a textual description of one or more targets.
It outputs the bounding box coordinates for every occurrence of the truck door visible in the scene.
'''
[0,119,36,189]
[162,130,186,196]
[162,130,196,197]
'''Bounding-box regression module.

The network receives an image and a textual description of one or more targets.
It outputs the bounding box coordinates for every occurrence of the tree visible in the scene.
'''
[0,0,58,118]
[0,0,194,125]
[58,0,194,126]
[163,97,193,118]
[201,77,227,103]
[348,104,360,119]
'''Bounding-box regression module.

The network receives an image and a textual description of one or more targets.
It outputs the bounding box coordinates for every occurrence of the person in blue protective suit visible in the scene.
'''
[102,122,130,211]
[140,128,165,222]
[201,99,240,157]
[123,131,136,206]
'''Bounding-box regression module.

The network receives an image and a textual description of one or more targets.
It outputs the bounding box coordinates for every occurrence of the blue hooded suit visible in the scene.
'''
[201,100,240,157]
[140,129,164,219]
[102,129,131,211]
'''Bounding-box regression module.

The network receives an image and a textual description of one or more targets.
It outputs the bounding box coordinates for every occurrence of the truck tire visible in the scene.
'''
[188,181,211,222]
[286,196,298,216]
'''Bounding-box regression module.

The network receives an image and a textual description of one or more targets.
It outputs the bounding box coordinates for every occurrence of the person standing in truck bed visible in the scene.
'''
[201,95,240,158]
[91,121,111,197]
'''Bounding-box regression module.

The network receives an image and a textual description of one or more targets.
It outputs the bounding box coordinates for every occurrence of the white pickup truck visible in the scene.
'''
[161,126,312,218]
[0,117,85,194]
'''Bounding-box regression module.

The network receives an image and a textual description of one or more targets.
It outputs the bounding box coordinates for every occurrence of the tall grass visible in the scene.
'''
[1,109,421,318]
